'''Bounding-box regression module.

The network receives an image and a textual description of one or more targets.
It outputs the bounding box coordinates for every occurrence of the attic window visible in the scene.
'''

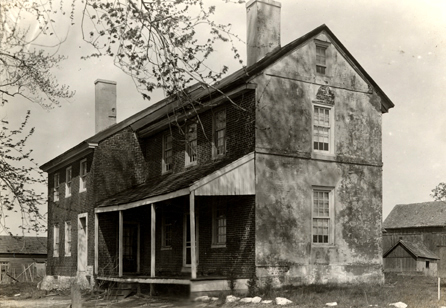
[315,40,330,75]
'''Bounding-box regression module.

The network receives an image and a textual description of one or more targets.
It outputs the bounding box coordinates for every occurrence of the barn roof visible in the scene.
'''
[383,240,439,260]
[0,236,47,255]
[383,201,446,229]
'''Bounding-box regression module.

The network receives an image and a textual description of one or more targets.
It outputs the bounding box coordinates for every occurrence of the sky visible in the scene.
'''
[2,0,446,235]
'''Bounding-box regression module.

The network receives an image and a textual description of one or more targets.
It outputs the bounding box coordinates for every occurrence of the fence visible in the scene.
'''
[0,261,46,283]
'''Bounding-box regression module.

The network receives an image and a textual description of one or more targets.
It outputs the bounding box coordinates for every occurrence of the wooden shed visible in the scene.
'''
[383,239,439,277]
[0,236,47,283]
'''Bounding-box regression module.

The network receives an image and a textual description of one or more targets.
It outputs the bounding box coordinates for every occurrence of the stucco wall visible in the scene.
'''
[253,31,384,285]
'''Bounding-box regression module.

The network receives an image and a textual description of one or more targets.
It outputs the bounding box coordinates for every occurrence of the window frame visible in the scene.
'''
[53,224,60,257]
[212,108,227,158]
[79,159,87,192]
[161,214,173,250]
[65,166,72,197]
[162,132,173,173]
[185,122,198,166]
[212,204,227,248]
[315,40,330,76]
[65,221,72,257]
[53,173,60,202]
[312,103,335,156]
[311,187,334,246]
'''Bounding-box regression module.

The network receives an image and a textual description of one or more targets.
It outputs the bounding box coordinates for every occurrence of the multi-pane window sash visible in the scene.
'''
[316,45,326,74]
[164,134,173,171]
[214,206,226,245]
[215,110,226,156]
[80,160,87,191]
[162,217,172,248]
[313,106,330,152]
[186,123,197,164]
[53,173,60,202]
[54,224,60,257]
[66,167,72,197]
[65,221,71,256]
[313,191,330,244]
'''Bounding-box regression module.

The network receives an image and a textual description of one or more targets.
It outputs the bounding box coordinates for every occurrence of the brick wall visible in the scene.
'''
[142,90,256,181]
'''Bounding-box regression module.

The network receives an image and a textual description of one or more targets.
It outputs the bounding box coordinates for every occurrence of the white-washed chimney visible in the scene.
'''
[94,79,117,133]
[246,0,281,66]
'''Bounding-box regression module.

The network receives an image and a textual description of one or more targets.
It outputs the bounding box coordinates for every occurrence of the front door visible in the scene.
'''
[77,214,87,274]
[183,213,198,268]
[123,223,139,273]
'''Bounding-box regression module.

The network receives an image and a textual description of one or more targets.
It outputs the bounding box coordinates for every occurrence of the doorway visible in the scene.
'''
[183,213,198,268]
[77,213,88,274]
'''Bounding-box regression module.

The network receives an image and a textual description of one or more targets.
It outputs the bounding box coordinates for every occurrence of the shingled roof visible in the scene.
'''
[0,236,47,255]
[383,201,446,229]
[383,239,439,260]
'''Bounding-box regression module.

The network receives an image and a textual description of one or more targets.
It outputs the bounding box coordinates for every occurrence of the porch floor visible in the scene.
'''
[96,275,229,285]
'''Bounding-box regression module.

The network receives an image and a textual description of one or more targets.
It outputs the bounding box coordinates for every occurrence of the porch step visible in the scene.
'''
[107,282,137,299]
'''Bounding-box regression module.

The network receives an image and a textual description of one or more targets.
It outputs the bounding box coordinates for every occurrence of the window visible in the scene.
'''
[65,221,72,257]
[426,261,430,269]
[53,224,60,257]
[316,45,327,74]
[185,123,197,166]
[163,133,173,172]
[80,159,87,192]
[53,173,60,202]
[162,215,172,249]
[312,189,333,245]
[214,109,226,157]
[65,167,72,197]
[313,105,332,153]
[212,204,227,247]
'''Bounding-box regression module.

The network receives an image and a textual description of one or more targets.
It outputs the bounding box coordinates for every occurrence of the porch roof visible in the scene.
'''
[95,152,255,213]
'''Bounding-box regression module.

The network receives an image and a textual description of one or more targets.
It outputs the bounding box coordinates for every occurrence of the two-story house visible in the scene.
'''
[40,0,394,294]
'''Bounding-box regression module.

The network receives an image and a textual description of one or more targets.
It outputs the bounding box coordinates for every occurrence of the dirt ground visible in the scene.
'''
[1,274,446,308]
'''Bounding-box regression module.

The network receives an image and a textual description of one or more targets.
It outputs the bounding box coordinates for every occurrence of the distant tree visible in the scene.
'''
[431,182,446,202]
[0,0,75,234]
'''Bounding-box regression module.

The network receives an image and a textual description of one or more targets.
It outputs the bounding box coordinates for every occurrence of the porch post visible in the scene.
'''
[190,191,197,279]
[94,213,98,275]
[151,203,156,277]
[119,210,123,277]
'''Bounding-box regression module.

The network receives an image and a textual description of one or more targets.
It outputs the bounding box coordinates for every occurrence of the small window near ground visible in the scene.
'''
[65,221,72,257]
[65,167,72,197]
[80,159,87,192]
[53,173,60,202]
[212,204,227,247]
[54,224,60,257]
[162,215,172,249]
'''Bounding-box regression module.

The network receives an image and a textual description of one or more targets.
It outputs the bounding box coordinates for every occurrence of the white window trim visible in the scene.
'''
[65,166,72,197]
[185,123,198,167]
[162,132,173,173]
[211,204,227,248]
[161,214,172,250]
[311,186,335,246]
[53,224,60,258]
[79,159,87,193]
[314,39,331,76]
[312,102,335,157]
[53,173,60,202]
[212,108,227,159]
[65,221,72,257]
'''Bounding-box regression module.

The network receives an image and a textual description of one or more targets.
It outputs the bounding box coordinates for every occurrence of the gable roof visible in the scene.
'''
[383,240,439,260]
[383,201,446,229]
[0,236,47,255]
[41,24,394,173]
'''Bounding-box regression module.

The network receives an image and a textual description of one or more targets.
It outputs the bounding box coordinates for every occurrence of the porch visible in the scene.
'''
[93,154,255,292]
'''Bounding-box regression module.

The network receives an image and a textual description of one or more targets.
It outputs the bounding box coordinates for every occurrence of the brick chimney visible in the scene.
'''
[94,79,117,133]
[246,0,281,66]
